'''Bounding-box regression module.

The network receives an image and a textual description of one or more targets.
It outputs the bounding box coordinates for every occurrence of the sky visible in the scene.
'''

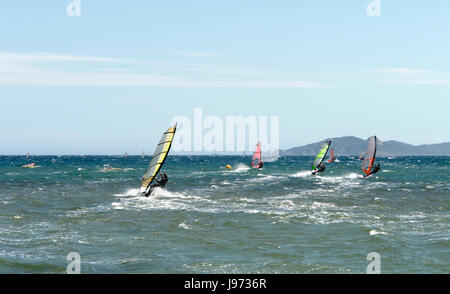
[1,1,450,155]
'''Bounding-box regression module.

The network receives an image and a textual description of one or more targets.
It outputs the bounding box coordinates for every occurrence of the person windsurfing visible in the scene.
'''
[251,142,263,169]
[22,163,38,168]
[140,124,177,197]
[364,163,381,178]
[312,163,326,175]
[311,140,332,175]
[362,136,380,178]
[328,149,336,163]
[144,173,168,197]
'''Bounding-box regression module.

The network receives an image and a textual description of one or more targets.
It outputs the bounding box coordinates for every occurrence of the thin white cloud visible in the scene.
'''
[384,79,450,86]
[374,67,450,86]
[0,62,41,74]
[0,72,327,88]
[0,52,136,63]
[153,62,280,76]
[0,51,327,88]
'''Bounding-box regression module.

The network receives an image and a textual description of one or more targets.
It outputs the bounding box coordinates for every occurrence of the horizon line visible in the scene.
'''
[2,136,449,156]
[2,154,450,157]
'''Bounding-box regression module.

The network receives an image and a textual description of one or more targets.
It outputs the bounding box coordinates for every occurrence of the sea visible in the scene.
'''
[0,155,448,273]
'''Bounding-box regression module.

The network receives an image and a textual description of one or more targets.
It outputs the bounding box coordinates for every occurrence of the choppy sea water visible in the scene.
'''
[0,155,448,273]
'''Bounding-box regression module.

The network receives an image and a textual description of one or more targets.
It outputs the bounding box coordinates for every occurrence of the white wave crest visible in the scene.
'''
[113,188,141,197]
[178,223,191,230]
[230,163,250,173]
[369,230,389,236]
[291,171,311,178]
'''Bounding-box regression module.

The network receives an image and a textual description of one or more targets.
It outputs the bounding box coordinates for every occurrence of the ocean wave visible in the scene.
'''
[178,223,191,230]
[229,163,251,173]
[247,175,285,183]
[113,188,141,197]
[317,173,362,183]
[290,171,311,178]
[369,230,389,236]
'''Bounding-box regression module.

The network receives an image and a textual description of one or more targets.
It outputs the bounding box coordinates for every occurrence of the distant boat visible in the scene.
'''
[141,151,145,159]
[26,152,30,159]
[124,152,128,158]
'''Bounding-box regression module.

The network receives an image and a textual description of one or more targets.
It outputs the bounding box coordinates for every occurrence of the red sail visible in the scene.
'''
[328,149,335,163]
[251,142,262,167]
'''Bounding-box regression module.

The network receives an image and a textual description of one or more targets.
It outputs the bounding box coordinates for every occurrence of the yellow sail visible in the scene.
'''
[140,124,177,195]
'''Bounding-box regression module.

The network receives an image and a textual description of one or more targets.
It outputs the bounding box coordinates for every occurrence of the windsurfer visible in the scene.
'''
[257,162,264,169]
[312,164,326,175]
[145,173,169,196]
[364,163,381,178]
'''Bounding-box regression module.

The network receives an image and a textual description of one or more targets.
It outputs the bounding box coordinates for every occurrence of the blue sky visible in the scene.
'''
[1,1,450,154]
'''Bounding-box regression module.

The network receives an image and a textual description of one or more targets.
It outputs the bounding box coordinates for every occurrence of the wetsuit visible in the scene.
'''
[145,173,169,196]
[372,164,381,174]
[257,162,264,169]
[312,164,326,175]
[365,164,381,177]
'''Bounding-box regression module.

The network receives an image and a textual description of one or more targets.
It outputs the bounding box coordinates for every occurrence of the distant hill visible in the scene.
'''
[281,137,450,156]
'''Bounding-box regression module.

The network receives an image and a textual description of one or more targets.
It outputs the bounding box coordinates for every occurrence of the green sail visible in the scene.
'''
[312,140,332,170]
